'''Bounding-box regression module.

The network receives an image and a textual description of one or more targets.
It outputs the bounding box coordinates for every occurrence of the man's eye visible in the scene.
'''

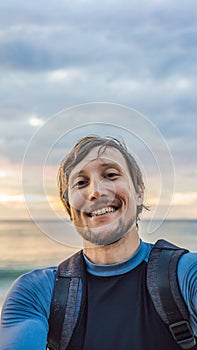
[106,172,119,179]
[74,180,88,188]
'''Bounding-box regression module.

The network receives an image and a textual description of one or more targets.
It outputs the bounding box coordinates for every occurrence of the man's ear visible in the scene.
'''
[136,187,144,206]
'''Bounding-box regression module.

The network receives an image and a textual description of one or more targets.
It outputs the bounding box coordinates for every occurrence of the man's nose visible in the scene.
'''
[88,178,103,201]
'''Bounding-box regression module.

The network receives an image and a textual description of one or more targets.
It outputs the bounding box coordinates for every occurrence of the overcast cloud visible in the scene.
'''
[0,0,196,219]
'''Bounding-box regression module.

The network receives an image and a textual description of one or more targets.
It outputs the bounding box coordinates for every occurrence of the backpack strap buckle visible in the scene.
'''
[169,320,196,349]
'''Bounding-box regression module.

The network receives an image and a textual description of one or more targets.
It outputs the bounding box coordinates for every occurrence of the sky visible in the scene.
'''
[0,0,196,222]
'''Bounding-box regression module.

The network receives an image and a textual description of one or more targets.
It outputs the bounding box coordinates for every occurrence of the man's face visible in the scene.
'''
[68,146,143,246]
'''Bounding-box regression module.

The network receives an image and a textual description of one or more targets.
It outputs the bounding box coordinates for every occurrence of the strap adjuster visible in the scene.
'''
[169,321,196,349]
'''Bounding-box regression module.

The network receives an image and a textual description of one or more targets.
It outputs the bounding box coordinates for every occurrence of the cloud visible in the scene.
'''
[172,192,197,206]
[0,0,196,80]
[0,0,196,220]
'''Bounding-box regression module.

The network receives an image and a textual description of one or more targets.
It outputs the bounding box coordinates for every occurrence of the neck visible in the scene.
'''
[83,225,140,264]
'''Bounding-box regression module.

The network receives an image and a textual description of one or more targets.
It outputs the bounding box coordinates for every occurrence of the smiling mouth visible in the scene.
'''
[87,206,119,217]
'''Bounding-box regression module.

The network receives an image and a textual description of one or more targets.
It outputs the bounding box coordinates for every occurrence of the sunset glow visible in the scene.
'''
[0,187,196,221]
[0,0,196,223]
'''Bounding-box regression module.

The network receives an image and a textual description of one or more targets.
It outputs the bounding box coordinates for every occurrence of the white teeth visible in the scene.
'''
[90,207,116,217]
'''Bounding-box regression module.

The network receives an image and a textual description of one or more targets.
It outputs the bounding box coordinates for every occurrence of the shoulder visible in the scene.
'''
[145,240,197,292]
[178,251,197,276]
[17,266,57,288]
[12,266,57,296]
[1,267,57,323]
[177,251,197,296]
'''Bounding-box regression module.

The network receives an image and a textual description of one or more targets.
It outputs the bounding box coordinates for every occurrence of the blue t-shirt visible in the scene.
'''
[0,241,196,350]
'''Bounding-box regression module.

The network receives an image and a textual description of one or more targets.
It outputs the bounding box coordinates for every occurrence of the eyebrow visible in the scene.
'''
[69,161,122,183]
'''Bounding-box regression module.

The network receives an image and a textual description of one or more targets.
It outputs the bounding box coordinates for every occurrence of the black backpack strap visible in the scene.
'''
[147,239,196,349]
[47,250,86,350]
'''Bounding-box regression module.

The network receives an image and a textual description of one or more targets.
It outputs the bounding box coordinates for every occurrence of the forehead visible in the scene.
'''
[70,146,129,177]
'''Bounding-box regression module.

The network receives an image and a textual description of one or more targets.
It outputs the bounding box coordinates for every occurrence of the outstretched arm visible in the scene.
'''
[0,267,56,350]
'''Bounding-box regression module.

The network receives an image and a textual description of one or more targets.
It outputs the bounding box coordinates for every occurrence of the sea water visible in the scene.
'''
[0,219,196,311]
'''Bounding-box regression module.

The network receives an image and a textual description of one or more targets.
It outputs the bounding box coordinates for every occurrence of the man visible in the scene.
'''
[0,136,196,349]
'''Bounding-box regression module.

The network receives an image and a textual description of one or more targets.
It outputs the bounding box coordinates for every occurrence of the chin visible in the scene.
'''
[76,216,135,247]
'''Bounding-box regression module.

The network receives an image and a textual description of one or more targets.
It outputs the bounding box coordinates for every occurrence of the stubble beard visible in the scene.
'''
[75,216,135,246]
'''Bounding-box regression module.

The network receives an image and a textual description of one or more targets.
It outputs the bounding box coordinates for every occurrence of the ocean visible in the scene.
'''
[0,219,196,311]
